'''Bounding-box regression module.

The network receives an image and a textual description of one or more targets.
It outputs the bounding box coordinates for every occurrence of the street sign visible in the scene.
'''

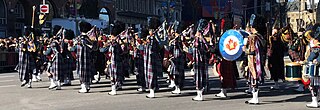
[40,4,49,14]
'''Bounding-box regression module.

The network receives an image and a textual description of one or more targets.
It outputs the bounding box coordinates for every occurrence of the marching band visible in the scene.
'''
[14,15,320,108]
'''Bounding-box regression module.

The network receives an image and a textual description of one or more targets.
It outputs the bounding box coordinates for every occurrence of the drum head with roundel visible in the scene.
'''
[219,30,244,61]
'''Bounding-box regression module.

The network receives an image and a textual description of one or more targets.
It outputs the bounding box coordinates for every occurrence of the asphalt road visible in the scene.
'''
[0,66,315,110]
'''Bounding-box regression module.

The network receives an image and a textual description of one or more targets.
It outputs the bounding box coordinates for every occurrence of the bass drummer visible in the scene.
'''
[304,24,320,108]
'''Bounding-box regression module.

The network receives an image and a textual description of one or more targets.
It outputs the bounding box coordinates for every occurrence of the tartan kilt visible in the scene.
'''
[64,55,75,79]
[122,56,130,77]
[116,60,124,79]
[28,54,36,74]
[50,53,64,80]
[107,61,123,84]
[193,50,208,90]
[77,45,93,83]
[194,60,208,90]
[151,53,163,77]
[172,55,185,75]
[310,77,320,87]
[135,57,145,86]
[95,52,106,72]
[18,51,29,81]
[134,57,144,75]
[219,59,237,89]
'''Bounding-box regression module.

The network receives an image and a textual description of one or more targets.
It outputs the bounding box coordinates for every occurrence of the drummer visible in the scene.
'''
[304,27,320,108]
[242,15,267,105]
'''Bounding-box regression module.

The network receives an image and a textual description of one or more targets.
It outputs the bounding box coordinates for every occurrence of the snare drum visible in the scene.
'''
[304,62,317,77]
[285,62,302,81]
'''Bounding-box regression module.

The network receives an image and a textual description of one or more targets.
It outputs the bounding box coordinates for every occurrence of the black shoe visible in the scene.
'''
[245,101,259,105]
[192,98,203,101]
[48,86,57,90]
[20,82,27,87]
[146,95,155,99]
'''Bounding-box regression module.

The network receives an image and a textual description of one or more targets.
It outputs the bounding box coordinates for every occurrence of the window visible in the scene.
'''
[15,22,24,36]
[139,0,142,12]
[119,0,123,10]
[0,0,6,25]
[129,0,132,11]
[134,0,137,12]
[176,12,179,20]
[158,9,161,15]
[126,0,129,11]
[122,0,125,11]
[145,0,148,13]
[14,2,24,19]
[149,0,153,14]
[99,8,109,22]
[116,0,119,9]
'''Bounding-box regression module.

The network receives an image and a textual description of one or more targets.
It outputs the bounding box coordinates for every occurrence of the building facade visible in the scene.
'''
[0,0,183,37]
[0,0,115,37]
[287,0,319,32]
[113,0,182,28]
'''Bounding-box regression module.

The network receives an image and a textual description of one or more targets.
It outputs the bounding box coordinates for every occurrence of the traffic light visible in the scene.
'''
[39,13,46,25]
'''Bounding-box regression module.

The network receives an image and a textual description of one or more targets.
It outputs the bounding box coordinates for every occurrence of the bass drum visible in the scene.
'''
[219,30,245,61]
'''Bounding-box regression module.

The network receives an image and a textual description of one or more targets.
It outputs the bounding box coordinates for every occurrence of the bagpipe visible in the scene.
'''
[73,26,98,49]
[168,23,195,50]
[114,27,134,45]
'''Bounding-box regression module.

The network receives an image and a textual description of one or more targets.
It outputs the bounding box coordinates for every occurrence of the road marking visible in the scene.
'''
[0,85,16,88]
[0,80,14,83]
[0,73,17,75]
[0,75,15,78]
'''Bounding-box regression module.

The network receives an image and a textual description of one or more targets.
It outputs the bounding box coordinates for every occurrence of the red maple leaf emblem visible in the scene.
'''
[226,39,238,51]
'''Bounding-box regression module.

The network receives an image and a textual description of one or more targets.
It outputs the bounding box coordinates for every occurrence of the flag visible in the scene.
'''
[87,26,97,41]
[119,28,129,40]
[203,23,211,35]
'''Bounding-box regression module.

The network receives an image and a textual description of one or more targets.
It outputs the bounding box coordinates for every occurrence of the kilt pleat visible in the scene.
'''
[77,44,93,83]
[193,40,208,90]
[50,53,64,80]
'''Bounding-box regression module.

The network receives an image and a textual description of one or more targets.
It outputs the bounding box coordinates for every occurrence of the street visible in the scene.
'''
[0,65,314,110]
